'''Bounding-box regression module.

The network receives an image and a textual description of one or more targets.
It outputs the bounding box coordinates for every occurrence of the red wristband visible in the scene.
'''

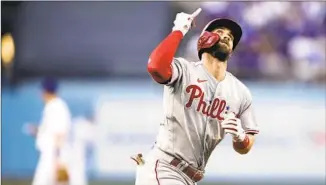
[233,135,250,149]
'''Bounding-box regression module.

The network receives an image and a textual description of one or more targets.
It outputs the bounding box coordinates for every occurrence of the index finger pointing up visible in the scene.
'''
[190,8,202,18]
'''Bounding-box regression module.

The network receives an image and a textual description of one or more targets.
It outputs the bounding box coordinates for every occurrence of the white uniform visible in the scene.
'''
[135,58,259,185]
[32,97,72,185]
[69,116,95,185]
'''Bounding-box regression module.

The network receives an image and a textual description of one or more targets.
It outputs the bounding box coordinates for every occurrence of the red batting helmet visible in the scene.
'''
[197,18,243,60]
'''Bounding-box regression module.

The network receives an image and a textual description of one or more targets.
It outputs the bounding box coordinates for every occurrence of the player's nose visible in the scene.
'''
[223,35,231,42]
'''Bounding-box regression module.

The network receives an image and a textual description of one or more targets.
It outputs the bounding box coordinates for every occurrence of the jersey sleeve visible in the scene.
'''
[165,57,189,87]
[239,88,259,135]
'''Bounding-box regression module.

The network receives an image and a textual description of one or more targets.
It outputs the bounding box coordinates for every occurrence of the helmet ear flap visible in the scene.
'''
[197,31,220,59]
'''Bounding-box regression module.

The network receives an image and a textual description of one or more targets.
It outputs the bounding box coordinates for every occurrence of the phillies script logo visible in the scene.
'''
[185,85,226,120]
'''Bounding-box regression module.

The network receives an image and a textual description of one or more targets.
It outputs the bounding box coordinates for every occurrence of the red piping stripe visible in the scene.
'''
[154,160,160,185]
[246,130,259,134]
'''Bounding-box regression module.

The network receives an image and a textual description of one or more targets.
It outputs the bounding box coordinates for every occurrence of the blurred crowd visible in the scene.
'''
[1,2,325,85]
[174,2,326,84]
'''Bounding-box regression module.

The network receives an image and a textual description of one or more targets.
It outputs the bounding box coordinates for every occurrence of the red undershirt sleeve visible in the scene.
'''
[147,31,184,84]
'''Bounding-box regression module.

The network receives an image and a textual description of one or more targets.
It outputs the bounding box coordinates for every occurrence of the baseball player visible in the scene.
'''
[134,8,259,185]
[25,78,72,185]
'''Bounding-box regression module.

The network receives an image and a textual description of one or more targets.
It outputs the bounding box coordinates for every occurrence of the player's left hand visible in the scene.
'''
[221,112,246,142]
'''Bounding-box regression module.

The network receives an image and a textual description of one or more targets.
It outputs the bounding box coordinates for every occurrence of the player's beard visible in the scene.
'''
[202,42,231,62]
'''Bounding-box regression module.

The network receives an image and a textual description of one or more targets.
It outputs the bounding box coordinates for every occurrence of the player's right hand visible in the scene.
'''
[172,8,202,36]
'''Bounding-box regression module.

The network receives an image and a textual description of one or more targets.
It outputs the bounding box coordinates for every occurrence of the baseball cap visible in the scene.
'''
[41,77,58,93]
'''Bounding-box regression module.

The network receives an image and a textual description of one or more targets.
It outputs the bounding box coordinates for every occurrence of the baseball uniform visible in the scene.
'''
[135,57,259,185]
[32,97,72,185]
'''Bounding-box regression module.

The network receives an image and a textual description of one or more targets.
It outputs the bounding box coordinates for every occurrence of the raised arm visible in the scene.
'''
[147,31,183,83]
[147,8,201,84]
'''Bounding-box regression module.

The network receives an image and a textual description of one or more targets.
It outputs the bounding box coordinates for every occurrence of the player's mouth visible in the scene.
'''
[220,40,229,46]
[219,42,229,49]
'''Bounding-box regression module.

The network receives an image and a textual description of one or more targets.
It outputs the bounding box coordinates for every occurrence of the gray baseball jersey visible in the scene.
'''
[155,57,259,170]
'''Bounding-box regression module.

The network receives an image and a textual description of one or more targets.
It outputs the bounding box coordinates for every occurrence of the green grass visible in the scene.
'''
[1,179,325,185]
[0,179,245,185]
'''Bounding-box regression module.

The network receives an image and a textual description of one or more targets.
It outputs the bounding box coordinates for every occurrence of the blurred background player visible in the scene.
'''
[24,78,72,185]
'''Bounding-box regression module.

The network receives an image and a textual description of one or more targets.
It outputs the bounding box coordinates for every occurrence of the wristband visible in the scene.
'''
[233,135,250,149]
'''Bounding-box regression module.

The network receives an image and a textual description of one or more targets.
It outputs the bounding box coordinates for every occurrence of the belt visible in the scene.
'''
[170,158,204,182]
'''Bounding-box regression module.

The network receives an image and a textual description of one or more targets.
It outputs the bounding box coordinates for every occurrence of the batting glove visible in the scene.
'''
[172,8,202,36]
[221,112,246,142]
